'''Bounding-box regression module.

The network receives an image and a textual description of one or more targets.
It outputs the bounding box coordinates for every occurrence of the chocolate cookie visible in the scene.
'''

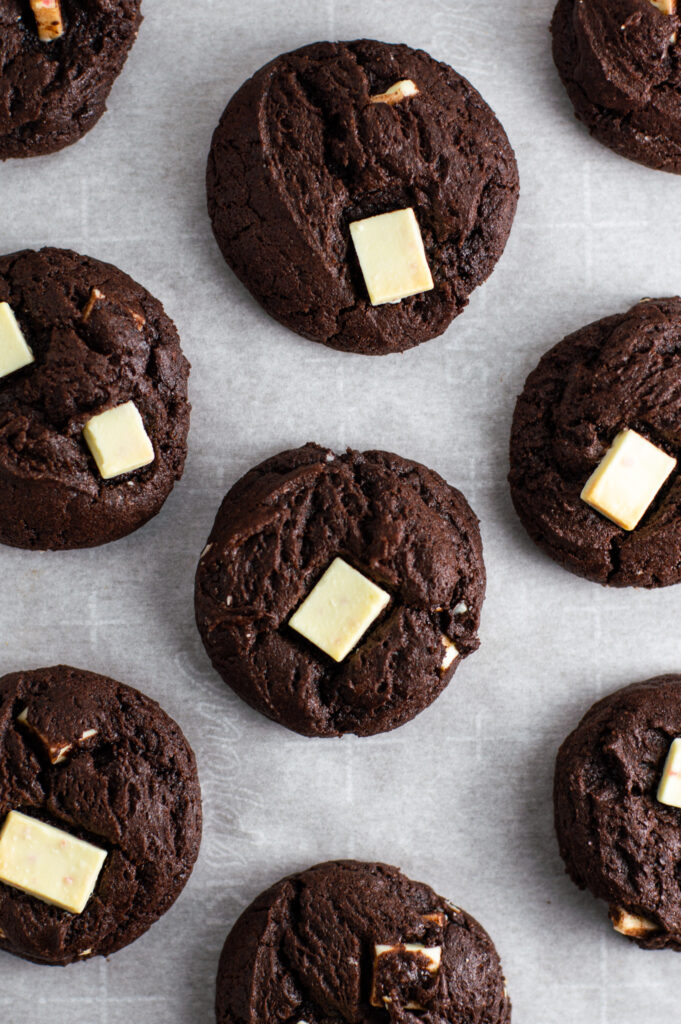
[509,298,681,587]
[195,443,485,738]
[552,0,681,173]
[216,860,511,1024]
[0,0,142,159]
[0,247,190,550]
[207,39,518,355]
[554,676,681,950]
[0,665,202,966]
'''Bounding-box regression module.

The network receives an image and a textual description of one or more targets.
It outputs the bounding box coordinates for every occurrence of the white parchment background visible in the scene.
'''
[2,0,681,1020]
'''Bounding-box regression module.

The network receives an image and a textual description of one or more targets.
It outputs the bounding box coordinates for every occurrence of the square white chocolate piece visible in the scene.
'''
[649,0,676,14]
[30,0,64,41]
[657,737,681,808]
[0,811,106,914]
[289,557,390,662]
[0,303,34,380]
[371,943,442,1008]
[83,401,154,480]
[370,80,419,105]
[349,208,434,306]
[580,429,676,531]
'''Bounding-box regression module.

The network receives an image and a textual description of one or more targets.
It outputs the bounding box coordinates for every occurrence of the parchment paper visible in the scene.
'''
[2,1,681,1020]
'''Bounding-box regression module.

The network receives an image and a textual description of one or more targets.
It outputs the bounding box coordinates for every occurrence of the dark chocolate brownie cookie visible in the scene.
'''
[207,39,518,355]
[0,247,190,550]
[552,0,681,173]
[509,298,681,587]
[0,0,142,159]
[216,860,511,1024]
[554,676,681,950]
[0,665,202,966]
[195,443,485,737]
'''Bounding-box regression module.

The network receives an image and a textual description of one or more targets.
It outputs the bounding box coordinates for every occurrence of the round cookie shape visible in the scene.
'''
[0,0,142,159]
[195,443,485,737]
[206,39,519,355]
[552,0,681,173]
[216,860,511,1024]
[0,247,190,550]
[0,665,202,966]
[509,298,681,587]
[554,676,681,950]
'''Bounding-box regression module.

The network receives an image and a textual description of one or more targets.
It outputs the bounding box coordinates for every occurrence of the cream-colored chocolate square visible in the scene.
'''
[580,429,676,531]
[349,208,434,306]
[657,737,681,808]
[83,401,154,480]
[0,303,34,379]
[0,811,106,914]
[289,557,389,662]
[30,0,64,41]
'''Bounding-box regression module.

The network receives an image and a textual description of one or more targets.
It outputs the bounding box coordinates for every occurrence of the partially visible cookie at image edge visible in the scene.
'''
[0,664,202,966]
[509,297,681,587]
[207,38,519,355]
[216,860,511,1023]
[555,675,681,950]
[0,0,143,159]
[195,442,485,737]
[552,0,681,173]
[0,247,190,550]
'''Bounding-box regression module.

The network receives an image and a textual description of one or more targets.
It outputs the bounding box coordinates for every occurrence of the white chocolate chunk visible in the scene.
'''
[83,401,154,480]
[0,303,34,380]
[441,636,459,672]
[648,0,676,14]
[17,708,75,764]
[657,737,681,808]
[370,79,419,106]
[30,0,64,41]
[349,208,434,306]
[371,943,442,1009]
[580,429,676,531]
[289,558,389,662]
[0,811,106,914]
[82,287,145,331]
[78,948,93,957]
[610,906,659,938]
[453,601,468,615]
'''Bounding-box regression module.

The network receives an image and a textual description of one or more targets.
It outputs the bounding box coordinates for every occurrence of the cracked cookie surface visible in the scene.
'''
[206,39,518,355]
[554,676,681,950]
[216,860,511,1024]
[0,247,190,550]
[0,0,142,159]
[552,0,681,173]
[195,443,485,738]
[0,664,202,966]
[508,298,681,587]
